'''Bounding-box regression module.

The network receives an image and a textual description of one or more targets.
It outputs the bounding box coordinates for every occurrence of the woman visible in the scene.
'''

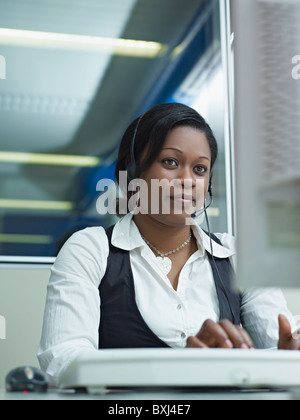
[38,103,298,385]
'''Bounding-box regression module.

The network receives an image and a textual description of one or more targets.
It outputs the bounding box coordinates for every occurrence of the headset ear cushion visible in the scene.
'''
[208,181,213,197]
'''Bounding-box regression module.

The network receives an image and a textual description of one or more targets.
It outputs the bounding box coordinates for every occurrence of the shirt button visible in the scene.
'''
[177,304,182,310]
[181,332,186,339]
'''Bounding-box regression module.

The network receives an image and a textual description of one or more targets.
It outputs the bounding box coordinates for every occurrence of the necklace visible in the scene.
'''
[142,231,192,276]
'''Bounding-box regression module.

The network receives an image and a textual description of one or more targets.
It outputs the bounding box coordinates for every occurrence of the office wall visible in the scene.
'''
[0,268,49,388]
[0,267,299,388]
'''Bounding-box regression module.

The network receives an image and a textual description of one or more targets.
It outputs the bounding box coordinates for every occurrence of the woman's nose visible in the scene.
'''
[178,166,196,187]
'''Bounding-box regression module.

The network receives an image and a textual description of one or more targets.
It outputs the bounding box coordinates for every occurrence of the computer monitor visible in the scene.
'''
[231,0,300,288]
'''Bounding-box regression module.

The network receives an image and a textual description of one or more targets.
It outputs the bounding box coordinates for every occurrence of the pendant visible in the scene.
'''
[157,257,172,276]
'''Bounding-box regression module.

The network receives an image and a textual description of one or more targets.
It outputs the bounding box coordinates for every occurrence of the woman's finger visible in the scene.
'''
[278,314,293,349]
[238,326,255,349]
[219,320,252,349]
[186,336,208,348]
[196,319,233,349]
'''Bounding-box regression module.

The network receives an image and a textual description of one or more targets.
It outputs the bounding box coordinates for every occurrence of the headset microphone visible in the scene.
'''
[191,181,213,219]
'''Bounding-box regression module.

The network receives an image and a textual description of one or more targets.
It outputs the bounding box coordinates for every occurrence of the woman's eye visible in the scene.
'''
[163,158,178,167]
[194,165,207,174]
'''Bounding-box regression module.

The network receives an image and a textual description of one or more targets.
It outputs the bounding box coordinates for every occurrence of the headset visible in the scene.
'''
[126,114,144,183]
[126,112,238,325]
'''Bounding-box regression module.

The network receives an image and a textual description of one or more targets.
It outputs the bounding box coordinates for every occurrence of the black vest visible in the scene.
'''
[98,226,241,349]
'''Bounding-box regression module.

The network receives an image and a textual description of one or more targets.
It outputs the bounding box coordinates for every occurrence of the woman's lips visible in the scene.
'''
[170,195,196,206]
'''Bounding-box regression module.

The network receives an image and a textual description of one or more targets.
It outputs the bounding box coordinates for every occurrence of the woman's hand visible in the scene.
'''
[278,314,300,350]
[186,319,255,349]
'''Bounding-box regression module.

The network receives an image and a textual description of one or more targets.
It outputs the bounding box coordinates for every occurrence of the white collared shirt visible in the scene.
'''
[38,213,295,385]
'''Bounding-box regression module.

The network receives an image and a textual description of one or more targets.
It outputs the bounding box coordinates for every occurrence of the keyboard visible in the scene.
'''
[58,348,300,394]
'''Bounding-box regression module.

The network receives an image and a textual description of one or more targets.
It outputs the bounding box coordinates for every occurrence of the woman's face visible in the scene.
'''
[137,125,212,226]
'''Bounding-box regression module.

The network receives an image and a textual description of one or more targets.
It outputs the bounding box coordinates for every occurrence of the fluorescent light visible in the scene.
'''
[0,199,74,211]
[0,151,101,167]
[0,233,52,244]
[0,28,167,58]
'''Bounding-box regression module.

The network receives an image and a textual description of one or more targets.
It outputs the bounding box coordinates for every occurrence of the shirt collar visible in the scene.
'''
[111,213,144,251]
[112,213,235,259]
[190,222,235,259]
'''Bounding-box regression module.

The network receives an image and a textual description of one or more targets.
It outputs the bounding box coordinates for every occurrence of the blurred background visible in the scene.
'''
[0,0,230,260]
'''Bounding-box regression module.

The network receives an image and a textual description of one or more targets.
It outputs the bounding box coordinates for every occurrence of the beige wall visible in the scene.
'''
[0,268,49,388]
[0,267,299,388]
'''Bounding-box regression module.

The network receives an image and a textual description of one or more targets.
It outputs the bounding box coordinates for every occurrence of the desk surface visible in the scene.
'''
[0,389,297,401]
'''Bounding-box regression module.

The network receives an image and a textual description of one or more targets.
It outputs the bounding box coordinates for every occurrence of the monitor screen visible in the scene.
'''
[232,0,300,288]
